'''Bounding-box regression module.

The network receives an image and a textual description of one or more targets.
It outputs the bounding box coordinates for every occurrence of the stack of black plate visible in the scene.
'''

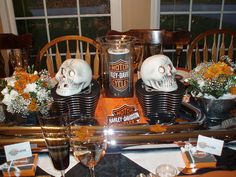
[135,79,185,124]
[53,80,100,125]
[51,88,69,114]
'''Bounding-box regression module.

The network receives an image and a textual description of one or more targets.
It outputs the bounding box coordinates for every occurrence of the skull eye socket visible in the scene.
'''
[69,70,75,77]
[158,66,165,73]
[61,68,65,75]
[168,64,172,72]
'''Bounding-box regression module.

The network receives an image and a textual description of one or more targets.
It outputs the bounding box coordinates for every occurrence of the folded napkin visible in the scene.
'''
[122,144,186,174]
[38,154,78,177]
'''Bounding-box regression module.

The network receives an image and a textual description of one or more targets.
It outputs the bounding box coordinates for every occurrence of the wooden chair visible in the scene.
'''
[0,33,32,77]
[107,29,191,72]
[187,28,236,70]
[36,35,101,80]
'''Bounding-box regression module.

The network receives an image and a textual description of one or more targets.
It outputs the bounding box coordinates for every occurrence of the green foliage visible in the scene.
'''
[26,65,35,74]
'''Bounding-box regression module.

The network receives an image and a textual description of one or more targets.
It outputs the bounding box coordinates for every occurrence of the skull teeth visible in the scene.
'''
[148,75,177,91]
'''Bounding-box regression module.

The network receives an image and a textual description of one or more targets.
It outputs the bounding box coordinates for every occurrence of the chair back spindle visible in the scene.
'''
[37,35,101,80]
[187,29,236,69]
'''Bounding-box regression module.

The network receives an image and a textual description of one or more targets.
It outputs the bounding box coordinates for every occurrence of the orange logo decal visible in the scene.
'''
[107,104,140,125]
[109,59,129,92]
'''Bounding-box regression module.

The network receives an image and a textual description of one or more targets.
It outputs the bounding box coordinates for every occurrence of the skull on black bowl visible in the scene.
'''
[140,54,178,92]
[55,59,92,96]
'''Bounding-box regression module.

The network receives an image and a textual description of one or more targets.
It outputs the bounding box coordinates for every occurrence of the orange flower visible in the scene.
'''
[204,72,214,79]
[28,99,38,112]
[221,64,234,75]
[29,74,39,83]
[2,68,53,115]
[14,80,26,94]
[42,82,48,87]
[204,62,234,79]
[229,87,236,95]
[15,70,28,79]
[21,93,31,99]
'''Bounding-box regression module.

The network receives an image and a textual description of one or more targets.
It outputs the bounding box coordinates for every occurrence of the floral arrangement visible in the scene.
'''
[186,58,236,99]
[0,67,53,115]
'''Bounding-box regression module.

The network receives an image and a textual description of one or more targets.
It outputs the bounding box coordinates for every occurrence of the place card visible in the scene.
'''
[196,135,224,156]
[4,142,32,162]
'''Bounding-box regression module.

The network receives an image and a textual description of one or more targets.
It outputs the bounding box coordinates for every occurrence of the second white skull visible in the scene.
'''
[140,54,177,92]
[55,59,92,96]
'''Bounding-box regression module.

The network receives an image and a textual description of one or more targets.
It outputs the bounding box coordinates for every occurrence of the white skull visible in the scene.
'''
[140,54,177,92]
[55,59,92,96]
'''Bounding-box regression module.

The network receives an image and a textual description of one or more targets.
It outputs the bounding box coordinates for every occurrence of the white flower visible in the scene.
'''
[194,66,201,72]
[184,78,189,82]
[36,88,47,102]
[1,87,9,95]
[191,91,203,97]
[197,79,205,89]
[5,77,15,87]
[1,69,53,115]
[24,83,37,93]
[2,94,11,106]
[10,90,18,98]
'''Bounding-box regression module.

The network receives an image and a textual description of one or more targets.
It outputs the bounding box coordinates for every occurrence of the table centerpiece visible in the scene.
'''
[185,56,236,127]
[0,67,54,125]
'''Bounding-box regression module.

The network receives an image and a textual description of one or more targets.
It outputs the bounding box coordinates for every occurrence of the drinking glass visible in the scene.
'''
[69,119,108,177]
[37,106,70,177]
[97,35,137,98]
[9,49,28,71]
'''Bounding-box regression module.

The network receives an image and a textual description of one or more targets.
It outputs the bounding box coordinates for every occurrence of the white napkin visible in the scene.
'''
[38,154,78,177]
[122,144,186,174]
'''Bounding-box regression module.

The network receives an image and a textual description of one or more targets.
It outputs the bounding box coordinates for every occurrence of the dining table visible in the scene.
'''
[0,142,235,177]
[0,70,236,177]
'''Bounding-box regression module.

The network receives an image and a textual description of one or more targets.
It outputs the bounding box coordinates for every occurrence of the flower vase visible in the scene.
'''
[3,108,39,126]
[15,112,39,126]
[197,97,236,128]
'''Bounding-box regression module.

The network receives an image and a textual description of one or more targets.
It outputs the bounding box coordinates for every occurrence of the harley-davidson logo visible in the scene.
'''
[107,104,140,125]
[109,59,129,92]
[112,104,135,116]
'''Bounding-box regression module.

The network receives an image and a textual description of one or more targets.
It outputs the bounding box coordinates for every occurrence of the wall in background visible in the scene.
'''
[122,0,151,31]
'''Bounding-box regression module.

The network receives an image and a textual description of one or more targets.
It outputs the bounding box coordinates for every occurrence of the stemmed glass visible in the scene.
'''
[69,119,108,177]
[9,49,28,71]
[37,105,70,177]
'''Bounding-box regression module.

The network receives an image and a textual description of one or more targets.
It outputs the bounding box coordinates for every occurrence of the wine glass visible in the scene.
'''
[69,119,108,177]
[37,105,70,177]
[9,49,28,71]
